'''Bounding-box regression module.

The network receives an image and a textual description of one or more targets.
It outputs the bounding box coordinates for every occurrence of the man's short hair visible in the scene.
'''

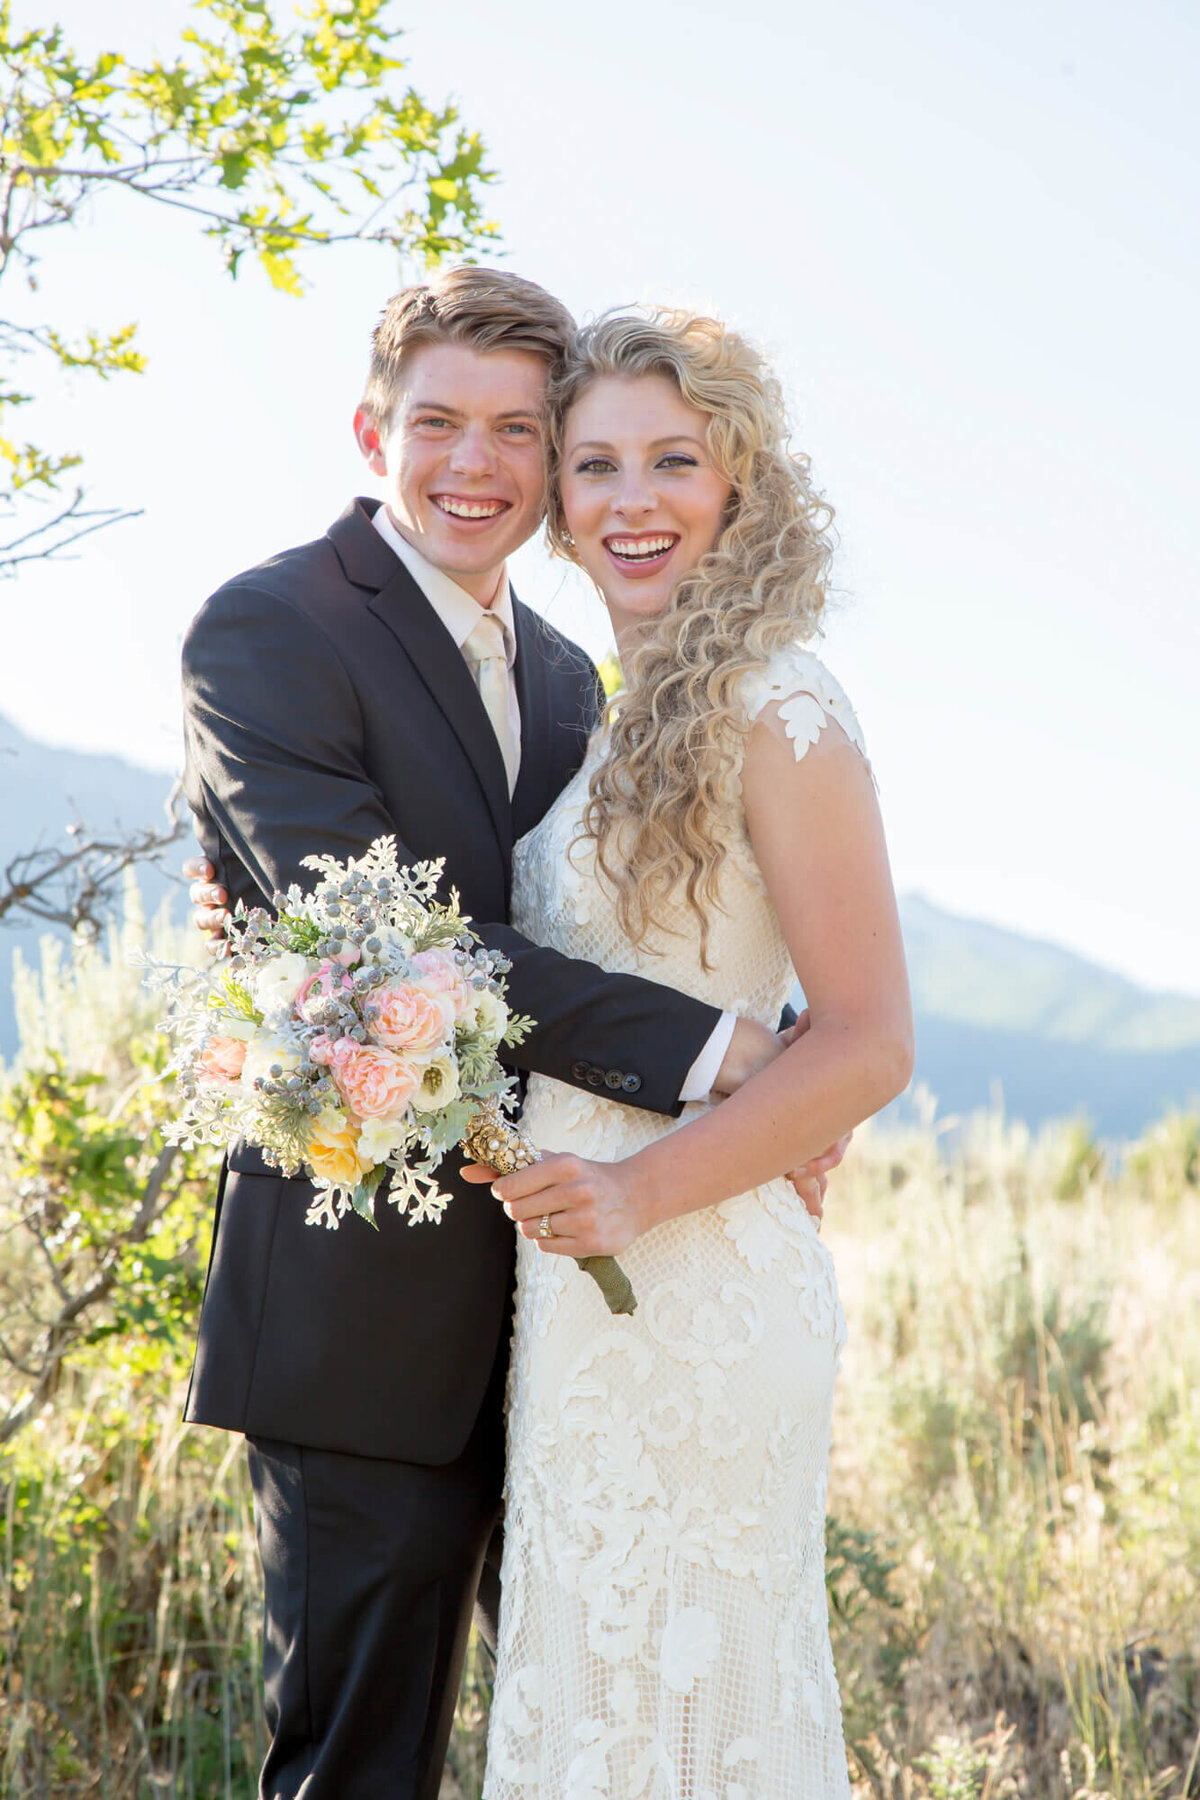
[361,267,576,428]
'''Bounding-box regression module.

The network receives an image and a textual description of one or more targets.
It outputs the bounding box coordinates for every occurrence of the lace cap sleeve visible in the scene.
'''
[740,644,869,768]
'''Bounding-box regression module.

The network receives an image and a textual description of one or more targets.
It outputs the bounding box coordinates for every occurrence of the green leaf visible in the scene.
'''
[258,247,304,294]
[349,1164,385,1226]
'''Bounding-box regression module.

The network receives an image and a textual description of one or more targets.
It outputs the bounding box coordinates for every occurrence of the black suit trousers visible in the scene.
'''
[246,1350,506,1800]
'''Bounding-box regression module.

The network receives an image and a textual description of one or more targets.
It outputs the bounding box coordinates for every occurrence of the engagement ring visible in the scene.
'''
[538,1213,554,1239]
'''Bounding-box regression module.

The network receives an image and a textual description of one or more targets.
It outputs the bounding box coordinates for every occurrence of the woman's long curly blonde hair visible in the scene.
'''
[546,308,835,965]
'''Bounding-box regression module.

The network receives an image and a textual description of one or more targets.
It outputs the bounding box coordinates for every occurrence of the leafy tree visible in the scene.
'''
[0,896,220,1445]
[0,0,498,570]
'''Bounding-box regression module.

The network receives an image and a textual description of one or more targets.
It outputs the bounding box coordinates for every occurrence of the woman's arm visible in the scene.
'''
[477,707,913,1255]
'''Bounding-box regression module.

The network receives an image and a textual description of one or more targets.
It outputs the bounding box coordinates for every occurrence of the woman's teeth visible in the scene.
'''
[435,497,506,519]
[608,536,675,562]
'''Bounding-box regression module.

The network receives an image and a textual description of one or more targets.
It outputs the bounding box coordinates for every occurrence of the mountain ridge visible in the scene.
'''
[3,714,1197,1134]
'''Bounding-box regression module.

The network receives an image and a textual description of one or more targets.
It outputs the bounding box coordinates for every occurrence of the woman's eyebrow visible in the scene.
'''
[567,434,705,452]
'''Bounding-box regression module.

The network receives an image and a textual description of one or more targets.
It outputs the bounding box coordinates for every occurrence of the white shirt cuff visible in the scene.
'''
[678,1012,737,1103]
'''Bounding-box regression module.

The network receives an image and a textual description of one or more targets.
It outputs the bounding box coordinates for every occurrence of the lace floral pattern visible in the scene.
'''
[484,648,861,1799]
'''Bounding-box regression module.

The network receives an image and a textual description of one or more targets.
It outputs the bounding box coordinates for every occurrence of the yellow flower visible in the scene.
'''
[306,1108,369,1189]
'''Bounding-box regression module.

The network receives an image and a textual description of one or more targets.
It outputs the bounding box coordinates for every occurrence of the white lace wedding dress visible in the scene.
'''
[483,648,865,1800]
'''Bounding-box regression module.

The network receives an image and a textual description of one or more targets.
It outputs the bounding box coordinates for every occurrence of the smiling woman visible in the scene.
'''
[465,306,912,1800]
[558,374,733,639]
[547,308,834,964]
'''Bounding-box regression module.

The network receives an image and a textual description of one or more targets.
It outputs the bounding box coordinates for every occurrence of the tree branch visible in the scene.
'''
[0,809,186,939]
[0,489,142,573]
[0,1145,183,1446]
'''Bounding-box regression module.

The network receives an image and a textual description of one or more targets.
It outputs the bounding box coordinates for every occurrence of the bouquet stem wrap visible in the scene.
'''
[460,1100,637,1316]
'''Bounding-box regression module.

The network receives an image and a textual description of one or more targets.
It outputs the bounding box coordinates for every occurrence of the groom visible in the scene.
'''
[181,267,817,1800]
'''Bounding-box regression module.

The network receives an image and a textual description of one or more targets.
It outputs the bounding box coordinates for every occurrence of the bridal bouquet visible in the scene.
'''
[146,837,532,1231]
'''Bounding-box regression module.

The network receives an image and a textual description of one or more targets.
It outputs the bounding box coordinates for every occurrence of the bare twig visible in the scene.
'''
[0,807,186,938]
[0,488,142,573]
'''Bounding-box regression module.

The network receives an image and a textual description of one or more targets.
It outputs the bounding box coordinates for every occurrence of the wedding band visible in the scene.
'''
[538,1213,554,1239]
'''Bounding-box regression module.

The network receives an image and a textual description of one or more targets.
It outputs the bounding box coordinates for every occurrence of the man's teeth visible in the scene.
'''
[608,536,675,560]
[436,498,506,519]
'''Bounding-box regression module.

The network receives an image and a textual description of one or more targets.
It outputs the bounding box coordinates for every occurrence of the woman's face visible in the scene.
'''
[558,374,733,643]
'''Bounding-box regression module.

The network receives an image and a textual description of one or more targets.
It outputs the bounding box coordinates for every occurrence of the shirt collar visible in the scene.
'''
[371,504,517,668]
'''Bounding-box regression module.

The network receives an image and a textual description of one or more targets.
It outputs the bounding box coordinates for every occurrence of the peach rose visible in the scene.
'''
[367,980,449,1059]
[196,1034,249,1084]
[328,1038,421,1120]
[306,1108,370,1189]
[410,949,475,1025]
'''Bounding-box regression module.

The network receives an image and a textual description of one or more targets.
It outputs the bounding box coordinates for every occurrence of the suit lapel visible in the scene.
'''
[329,500,513,858]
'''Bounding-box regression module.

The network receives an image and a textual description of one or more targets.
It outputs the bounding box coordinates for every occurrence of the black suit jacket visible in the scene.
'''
[180,498,721,1463]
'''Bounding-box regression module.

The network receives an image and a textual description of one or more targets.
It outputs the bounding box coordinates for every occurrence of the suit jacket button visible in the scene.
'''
[586,1066,604,1087]
[604,1069,623,1090]
[621,1073,643,1094]
[570,1060,589,1082]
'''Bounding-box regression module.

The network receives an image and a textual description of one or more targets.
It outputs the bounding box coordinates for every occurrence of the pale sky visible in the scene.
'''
[2,0,1197,994]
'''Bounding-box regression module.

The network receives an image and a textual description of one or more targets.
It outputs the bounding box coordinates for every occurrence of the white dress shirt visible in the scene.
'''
[369,503,735,1103]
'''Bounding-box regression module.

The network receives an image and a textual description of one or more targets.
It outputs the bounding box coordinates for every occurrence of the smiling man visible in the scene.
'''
[356,335,549,601]
[178,268,793,1800]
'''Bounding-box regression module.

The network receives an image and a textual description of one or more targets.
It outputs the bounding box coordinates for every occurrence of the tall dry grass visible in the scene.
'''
[0,909,1196,1797]
[823,1105,1200,1799]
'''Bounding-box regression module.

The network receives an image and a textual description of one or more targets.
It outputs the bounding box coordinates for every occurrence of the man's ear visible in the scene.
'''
[353,406,388,475]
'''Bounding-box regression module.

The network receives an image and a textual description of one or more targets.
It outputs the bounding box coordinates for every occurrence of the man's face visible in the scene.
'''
[354,341,549,605]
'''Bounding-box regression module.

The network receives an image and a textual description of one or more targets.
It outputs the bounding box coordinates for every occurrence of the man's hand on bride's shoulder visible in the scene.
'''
[182,856,232,956]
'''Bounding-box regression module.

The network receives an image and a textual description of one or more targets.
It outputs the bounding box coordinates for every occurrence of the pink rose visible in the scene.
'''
[328,1038,420,1120]
[410,950,475,1025]
[196,1035,249,1084]
[367,980,449,1058]
[296,959,356,1022]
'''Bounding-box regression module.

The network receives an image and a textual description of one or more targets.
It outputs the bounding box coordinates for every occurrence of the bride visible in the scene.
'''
[463,308,913,1798]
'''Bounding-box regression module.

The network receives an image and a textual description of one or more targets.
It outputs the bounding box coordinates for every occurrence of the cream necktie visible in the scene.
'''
[463,611,519,796]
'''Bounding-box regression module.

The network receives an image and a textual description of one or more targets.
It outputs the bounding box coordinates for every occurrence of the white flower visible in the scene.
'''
[356,1115,409,1166]
[659,1608,721,1693]
[374,925,414,964]
[240,1035,300,1091]
[213,1015,256,1043]
[410,1051,461,1114]
[471,987,509,1040]
[252,952,314,1019]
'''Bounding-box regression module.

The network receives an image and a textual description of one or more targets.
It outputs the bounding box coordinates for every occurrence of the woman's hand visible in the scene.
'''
[182,856,232,955]
[461,1154,650,1259]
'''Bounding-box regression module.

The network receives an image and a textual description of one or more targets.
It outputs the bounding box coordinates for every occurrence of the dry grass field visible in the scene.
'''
[1,927,1197,1797]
